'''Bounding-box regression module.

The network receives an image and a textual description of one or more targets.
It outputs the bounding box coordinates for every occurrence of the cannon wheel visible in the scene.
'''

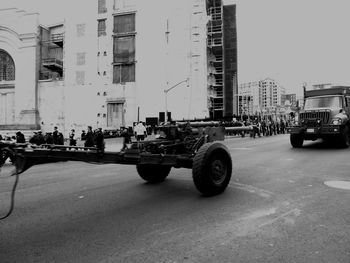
[192,142,232,196]
[136,164,172,183]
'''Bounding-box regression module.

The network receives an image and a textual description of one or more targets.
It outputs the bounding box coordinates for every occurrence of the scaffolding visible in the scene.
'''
[206,0,224,119]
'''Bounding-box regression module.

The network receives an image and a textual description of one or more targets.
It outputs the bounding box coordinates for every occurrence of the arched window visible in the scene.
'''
[0,50,15,81]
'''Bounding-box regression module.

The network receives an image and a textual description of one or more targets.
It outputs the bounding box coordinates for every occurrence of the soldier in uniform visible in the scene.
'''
[84,126,95,148]
[44,132,54,144]
[53,126,59,144]
[69,129,77,146]
[94,128,105,152]
[36,131,45,145]
[16,131,25,143]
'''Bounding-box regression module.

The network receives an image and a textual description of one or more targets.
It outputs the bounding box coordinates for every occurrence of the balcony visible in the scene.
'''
[51,33,64,47]
[207,24,222,35]
[42,33,64,48]
[207,38,223,54]
[209,90,223,98]
[42,58,63,74]
[39,71,63,81]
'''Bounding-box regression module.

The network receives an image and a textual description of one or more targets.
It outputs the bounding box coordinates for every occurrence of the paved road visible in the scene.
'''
[1,135,350,262]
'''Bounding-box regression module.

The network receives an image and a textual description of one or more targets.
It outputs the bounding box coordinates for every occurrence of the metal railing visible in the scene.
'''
[39,71,63,81]
[51,33,64,42]
[42,58,63,67]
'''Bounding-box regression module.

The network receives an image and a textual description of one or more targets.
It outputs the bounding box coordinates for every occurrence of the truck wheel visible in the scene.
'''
[339,126,350,148]
[192,142,232,196]
[136,164,171,183]
[290,134,304,148]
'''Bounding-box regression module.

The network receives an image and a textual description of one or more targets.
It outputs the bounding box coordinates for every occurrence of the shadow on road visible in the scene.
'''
[294,139,350,150]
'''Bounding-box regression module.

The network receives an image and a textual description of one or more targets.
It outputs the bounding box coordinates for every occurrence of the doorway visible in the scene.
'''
[107,102,125,128]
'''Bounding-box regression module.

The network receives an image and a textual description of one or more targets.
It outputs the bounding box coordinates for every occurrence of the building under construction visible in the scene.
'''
[206,0,238,119]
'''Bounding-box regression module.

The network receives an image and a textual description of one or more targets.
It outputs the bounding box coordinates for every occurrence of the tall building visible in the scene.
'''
[0,0,237,136]
[206,0,238,119]
[238,78,285,115]
[259,78,285,108]
[238,81,260,115]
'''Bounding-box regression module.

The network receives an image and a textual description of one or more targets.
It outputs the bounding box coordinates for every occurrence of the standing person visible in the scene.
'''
[53,126,59,145]
[94,128,105,152]
[45,132,54,144]
[36,131,45,145]
[84,126,95,147]
[252,118,261,138]
[29,131,38,144]
[121,127,131,150]
[69,129,77,146]
[57,132,64,145]
[80,130,86,141]
[280,120,286,134]
[261,120,266,136]
[15,131,25,143]
[134,121,147,141]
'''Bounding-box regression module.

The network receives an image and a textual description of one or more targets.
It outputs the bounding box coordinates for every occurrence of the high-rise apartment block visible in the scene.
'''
[238,78,285,115]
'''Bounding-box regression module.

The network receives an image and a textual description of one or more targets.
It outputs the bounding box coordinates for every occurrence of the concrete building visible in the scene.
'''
[0,8,41,131]
[238,81,260,115]
[0,0,237,136]
[238,78,285,116]
[206,0,238,119]
[282,93,297,106]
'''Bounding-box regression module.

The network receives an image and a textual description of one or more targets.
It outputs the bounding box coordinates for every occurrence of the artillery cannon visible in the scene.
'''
[0,123,232,204]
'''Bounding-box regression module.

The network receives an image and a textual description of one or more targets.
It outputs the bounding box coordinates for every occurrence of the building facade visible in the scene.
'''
[206,0,238,119]
[0,0,237,136]
[238,78,286,116]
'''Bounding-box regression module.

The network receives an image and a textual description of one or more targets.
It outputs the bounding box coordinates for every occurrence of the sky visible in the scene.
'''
[2,0,350,95]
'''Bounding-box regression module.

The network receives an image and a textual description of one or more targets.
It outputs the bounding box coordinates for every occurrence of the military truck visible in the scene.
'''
[289,86,350,148]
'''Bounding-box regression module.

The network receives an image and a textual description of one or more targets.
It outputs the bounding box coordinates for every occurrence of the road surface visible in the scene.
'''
[1,135,350,262]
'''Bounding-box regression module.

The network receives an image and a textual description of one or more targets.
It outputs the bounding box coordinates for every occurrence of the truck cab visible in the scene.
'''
[289,86,350,148]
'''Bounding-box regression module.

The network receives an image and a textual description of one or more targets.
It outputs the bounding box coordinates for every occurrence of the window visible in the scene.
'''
[98,19,106,36]
[0,50,15,81]
[77,24,85,37]
[98,0,107,13]
[77,52,86,65]
[113,36,135,63]
[113,13,135,34]
[76,71,85,85]
[113,13,136,83]
[113,64,135,83]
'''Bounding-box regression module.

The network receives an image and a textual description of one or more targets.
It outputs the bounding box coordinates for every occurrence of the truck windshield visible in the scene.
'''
[304,96,342,109]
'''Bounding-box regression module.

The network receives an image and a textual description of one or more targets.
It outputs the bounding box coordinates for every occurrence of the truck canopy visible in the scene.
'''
[305,86,350,98]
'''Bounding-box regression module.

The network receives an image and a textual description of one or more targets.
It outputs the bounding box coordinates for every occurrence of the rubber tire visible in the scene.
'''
[290,134,304,148]
[136,164,171,183]
[192,142,232,196]
[339,126,350,148]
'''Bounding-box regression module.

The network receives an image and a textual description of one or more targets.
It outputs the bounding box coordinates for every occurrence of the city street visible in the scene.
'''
[1,134,350,262]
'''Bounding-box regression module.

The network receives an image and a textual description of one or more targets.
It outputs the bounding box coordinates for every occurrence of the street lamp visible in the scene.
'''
[164,78,189,122]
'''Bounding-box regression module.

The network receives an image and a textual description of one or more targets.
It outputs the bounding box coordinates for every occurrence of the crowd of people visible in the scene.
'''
[0,118,291,153]
[0,126,106,151]
[222,117,291,138]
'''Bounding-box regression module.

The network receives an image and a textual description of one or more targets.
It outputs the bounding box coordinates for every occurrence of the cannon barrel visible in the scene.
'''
[225,126,254,132]
[176,121,220,128]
